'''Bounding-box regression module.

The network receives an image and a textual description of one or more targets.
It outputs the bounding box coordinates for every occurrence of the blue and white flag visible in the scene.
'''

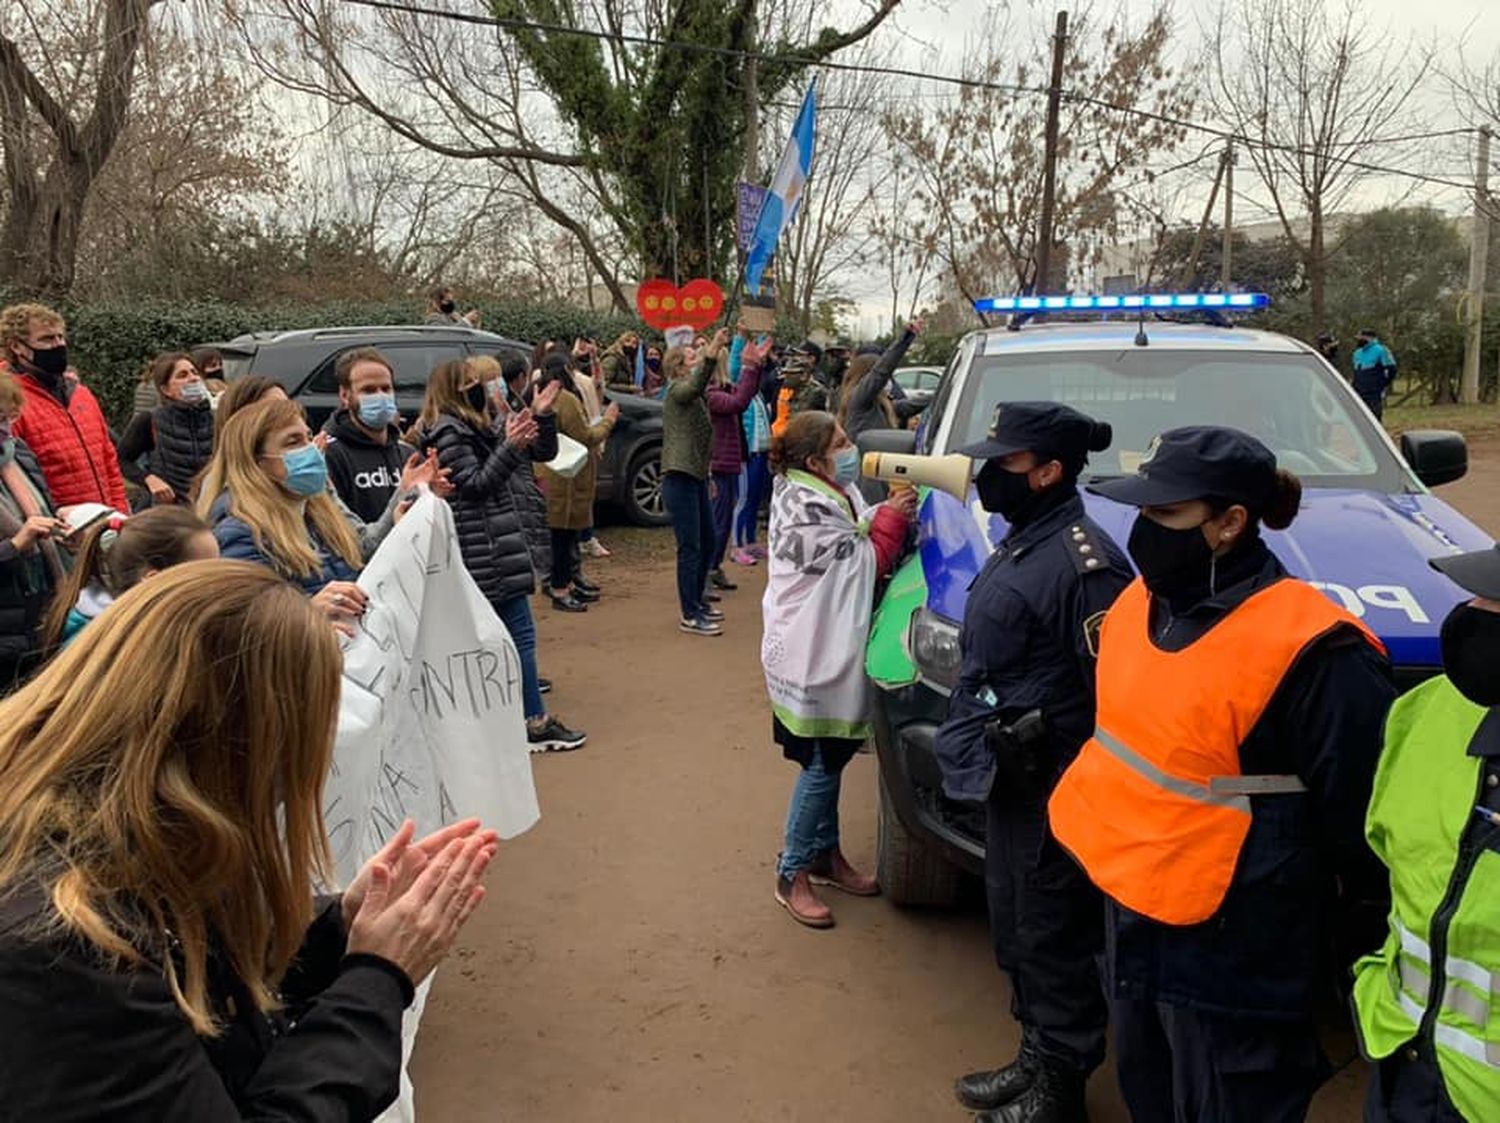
[745,79,817,296]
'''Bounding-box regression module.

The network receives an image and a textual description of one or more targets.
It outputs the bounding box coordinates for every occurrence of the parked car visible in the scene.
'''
[213,324,667,525]
[892,365,944,410]
[862,312,1490,906]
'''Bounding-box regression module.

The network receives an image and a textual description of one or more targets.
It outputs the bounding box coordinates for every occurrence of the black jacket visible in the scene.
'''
[0,883,413,1120]
[1106,539,1396,1019]
[0,439,58,687]
[118,400,215,503]
[419,410,558,606]
[323,410,415,525]
[936,489,1133,803]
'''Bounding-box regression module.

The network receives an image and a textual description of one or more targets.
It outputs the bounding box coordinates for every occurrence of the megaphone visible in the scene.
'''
[862,451,973,502]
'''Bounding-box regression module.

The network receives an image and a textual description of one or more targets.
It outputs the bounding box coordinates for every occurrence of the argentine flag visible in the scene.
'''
[745,79,817,296]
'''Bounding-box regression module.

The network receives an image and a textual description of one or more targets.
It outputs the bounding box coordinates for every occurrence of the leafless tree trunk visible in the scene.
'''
[0,0,162,299]
[1209,0,1431,334]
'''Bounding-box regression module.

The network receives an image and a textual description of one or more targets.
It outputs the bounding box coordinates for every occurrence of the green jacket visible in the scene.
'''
[1353,675,1500,1122]
[660,354,718,480]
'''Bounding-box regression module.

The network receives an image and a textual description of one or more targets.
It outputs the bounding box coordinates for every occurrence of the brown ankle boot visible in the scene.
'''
[808,847,880,897]
[775,869,835,928]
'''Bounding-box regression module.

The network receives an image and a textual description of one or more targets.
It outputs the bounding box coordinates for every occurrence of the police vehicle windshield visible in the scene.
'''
[949,350,1408,492]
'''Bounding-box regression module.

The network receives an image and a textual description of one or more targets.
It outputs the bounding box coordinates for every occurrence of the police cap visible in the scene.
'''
[960,401,1112,464]
[1089,425,1277,510]
[1431,545,1500,601]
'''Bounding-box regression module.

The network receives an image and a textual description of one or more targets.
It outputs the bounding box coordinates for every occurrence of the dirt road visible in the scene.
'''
[409,441,1500,1123]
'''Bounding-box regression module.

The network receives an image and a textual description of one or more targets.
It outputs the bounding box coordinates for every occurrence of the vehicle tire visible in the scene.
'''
[623,444,669,527]
[877,769,961,907]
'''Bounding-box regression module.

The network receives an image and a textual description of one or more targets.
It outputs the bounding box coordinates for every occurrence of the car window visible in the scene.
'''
[918,371,941,391]
[948,349,1404,491]
[308,343,467,394]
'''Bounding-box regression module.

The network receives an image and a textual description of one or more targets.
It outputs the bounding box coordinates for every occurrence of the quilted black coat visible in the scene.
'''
[420,410,558,605]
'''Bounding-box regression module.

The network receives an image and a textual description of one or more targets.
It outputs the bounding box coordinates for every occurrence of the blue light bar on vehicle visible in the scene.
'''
[973,292,1271,314]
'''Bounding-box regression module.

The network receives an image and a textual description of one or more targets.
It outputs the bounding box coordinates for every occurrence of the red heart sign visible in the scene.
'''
[635,278,725,330]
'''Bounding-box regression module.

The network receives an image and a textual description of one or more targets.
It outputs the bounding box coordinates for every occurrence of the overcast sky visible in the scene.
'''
[834,0,1499,331]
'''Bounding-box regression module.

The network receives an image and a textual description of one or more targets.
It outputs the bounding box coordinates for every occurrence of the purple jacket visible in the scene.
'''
[707,360,763,476]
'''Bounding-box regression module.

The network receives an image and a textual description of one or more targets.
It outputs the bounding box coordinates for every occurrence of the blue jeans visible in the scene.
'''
[778,748,846,877]
[736,452,771,546]
[661,471,714,619]
[495,595,544,720]
[710,471,739,569]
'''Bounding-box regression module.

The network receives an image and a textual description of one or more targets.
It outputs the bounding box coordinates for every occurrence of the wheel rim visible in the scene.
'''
[633,458,664,516]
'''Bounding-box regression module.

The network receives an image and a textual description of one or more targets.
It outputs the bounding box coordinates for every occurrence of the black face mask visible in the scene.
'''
[1127,514,1215,601]
[975,461,1036,519]
[465,382,489,413]
[1440,603,1500,707]
[439,299,457,315]
[27,344,68,379]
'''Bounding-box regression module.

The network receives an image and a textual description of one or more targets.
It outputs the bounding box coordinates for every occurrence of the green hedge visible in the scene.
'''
[39,298,642,426]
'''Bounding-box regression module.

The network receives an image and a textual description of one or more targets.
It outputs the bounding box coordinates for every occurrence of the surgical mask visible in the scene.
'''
[975,461,1035,520]
[832,446,860,486]
[180,380,209,403]
[357,392,399,429]
[279,443,328,498]
[1440,603,1500,707]
[465,382,489,414]
[27,344,67,378]
[439,299,456,314]
[1127,514,1215,601]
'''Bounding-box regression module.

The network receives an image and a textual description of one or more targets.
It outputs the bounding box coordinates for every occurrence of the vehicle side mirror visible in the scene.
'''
[1400,429,1467,487]
[856,428,918,458]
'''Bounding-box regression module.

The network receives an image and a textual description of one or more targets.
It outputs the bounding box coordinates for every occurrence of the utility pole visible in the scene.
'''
[1181,149,1227,289]
[1221,141,1234,290]
[1035,10,1068,295]
[1461,126,1492,406]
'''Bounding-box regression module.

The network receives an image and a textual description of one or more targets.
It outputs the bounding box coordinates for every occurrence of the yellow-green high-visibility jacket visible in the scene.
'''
[1354,675,1500,1122]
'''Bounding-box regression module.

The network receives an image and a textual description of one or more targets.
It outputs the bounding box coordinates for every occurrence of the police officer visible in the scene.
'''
[1355,543,1500,1122]
[1048,427,1396,1122]
[937,402,1131,1123]
[1352,328,1398,420]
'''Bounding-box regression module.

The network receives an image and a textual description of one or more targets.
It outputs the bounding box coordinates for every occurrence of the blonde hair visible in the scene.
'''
[420,358,488,432]
[466,354,501,382]
[195,398,361,579]
[0,561,342,1035]
[662,346,691,384]
[0,302,64,354]
[0,370,22,415]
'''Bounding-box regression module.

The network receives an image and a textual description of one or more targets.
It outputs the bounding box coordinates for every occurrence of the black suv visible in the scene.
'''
[215,324,667,525]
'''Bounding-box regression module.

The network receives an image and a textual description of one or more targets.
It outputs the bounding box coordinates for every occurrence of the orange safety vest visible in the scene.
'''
[1049,576,1383,927]
[772,386,795,437]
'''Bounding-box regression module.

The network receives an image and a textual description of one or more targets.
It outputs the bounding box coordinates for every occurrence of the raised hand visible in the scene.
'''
[743,335,775,367]
[533,379,563,415]
[703,327,731,359]
[505,408,540,448]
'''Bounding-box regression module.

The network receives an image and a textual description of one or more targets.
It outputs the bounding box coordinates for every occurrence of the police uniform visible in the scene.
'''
[1049,427,1397,1123]
[1356,543,1500,1123]
[934,402,1132,1123]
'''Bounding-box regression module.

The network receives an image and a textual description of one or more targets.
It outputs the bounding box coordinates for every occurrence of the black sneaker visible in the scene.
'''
[704,590,723,603]
[573,576,601,595]
[680,615,723,636]
[538,677,553,695]
[528,716,587,752]
[700,605,725,622]
[710,568,738,591]
[570,585,601,604]
[550,592,588,613]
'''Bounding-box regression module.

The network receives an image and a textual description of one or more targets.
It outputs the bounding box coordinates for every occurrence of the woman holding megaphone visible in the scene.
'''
[761,411,916,928]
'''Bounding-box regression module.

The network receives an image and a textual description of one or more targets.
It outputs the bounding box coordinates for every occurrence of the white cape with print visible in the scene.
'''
[760,470,878,741]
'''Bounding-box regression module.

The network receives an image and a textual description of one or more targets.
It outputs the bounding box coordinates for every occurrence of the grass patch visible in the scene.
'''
[1383,402,1500,442]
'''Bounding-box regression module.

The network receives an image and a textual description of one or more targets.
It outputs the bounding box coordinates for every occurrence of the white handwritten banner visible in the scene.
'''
[325,492,540,886]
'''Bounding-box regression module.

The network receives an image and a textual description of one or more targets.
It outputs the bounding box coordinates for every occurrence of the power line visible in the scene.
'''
[340,0,1483,193]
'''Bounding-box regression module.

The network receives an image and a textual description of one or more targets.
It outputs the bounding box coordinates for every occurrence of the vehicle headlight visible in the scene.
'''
[908,606,962,695]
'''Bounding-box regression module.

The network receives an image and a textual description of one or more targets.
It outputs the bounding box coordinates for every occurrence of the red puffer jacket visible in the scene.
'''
[5,365,127,511]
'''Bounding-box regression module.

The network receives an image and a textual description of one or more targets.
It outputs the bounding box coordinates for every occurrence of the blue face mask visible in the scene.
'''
[832,445,860,486]
[279,443,328,497]
[180,379,209,403]
[357,392,399,429]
